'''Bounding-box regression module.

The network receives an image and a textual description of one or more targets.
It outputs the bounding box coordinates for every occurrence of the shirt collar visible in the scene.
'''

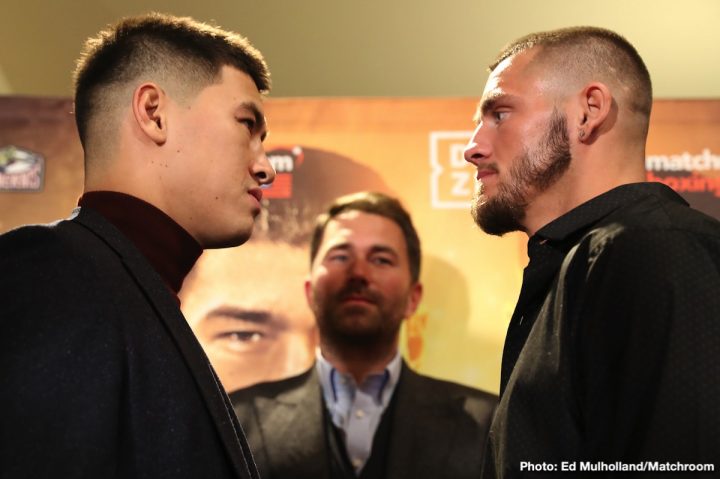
[534,182,687,243]
[316,349,402,406]
[77,191,202,295]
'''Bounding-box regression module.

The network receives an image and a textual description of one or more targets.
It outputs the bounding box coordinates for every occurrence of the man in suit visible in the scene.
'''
[232,191,497,479]
[0,13,274,478]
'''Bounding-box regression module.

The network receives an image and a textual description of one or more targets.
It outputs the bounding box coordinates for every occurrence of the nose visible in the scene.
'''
[252,150,276,186]
[349,257,370,281]
[464,123,491,167]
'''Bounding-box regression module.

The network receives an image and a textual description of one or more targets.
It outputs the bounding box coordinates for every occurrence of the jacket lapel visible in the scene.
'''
[385,363,462,479]
[254,369,330,479]
[74,207,255,479]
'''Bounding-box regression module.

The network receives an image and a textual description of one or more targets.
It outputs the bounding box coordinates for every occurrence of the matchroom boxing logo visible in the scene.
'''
[646,149,720,194]
[645,149,720,218]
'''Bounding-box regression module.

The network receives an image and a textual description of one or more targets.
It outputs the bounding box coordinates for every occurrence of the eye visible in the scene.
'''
[493,110,509,123]
[371,255,394,266]
[328,252,350,263]
[229,331,263,342]
[237,117,256,131]
[216,330,265,352]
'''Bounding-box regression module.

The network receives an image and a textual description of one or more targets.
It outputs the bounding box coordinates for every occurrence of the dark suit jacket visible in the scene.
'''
[0,207,258,479]
[231,361,497,479]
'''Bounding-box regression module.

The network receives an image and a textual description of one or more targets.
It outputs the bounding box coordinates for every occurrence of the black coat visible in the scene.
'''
[232,362,497,479]
[0,207,258,479]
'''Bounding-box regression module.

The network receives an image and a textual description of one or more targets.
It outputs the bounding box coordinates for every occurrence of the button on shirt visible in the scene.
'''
[316,351,401,475]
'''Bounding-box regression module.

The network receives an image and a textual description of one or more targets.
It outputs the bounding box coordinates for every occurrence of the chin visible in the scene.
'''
[202,227,254,249]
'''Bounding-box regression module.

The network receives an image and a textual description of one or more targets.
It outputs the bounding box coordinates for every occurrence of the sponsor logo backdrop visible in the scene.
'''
[1,96,718,393]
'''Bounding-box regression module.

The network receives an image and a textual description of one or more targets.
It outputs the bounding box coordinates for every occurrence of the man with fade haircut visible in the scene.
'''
[464,26,720,477]
[232,191,497,479]
[0,13,274,478]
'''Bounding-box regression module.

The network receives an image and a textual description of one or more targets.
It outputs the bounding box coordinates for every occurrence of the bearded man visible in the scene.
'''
[464,26,720,478]
[231,191,497,479]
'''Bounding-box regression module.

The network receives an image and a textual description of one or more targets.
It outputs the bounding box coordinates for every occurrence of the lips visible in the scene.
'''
[476,168,498,180]
[341,294,376,305]
[248,188,263,203]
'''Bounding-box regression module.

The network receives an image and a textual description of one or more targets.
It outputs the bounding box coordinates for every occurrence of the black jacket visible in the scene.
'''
[0,207,258,479]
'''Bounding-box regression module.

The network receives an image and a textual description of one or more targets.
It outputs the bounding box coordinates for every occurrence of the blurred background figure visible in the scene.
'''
[231,192,497,479]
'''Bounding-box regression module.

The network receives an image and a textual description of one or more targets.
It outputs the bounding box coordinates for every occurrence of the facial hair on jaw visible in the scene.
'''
[472,109,572,236]
[314,278,394,348]
[313,278,410,349]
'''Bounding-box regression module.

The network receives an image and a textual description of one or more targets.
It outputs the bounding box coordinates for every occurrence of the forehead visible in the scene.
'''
[196,242,307,285]
[187,243,308,307]
[321,211,407,252]
[181,242,311,325]
[481,48,548,103]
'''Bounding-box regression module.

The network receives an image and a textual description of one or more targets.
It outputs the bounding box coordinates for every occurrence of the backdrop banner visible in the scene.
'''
[2,96,719,393]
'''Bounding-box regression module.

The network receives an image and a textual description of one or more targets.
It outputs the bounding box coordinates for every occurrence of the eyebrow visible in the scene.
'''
[369,245,399,257]
[325,243,399,258]
[204,305,275,326]
[473,92,511,123]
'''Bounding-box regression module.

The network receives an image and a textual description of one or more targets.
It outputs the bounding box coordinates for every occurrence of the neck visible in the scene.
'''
[84,154,177,232]
[523,144,647,237]
[319,339,398,384]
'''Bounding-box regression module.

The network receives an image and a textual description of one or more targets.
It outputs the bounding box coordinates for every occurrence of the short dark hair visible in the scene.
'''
[73,12,269,148]
[309,192,421,283]
[492,26,652,119]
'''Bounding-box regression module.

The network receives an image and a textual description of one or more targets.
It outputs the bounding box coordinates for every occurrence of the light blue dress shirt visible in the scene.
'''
[316,350,402,475]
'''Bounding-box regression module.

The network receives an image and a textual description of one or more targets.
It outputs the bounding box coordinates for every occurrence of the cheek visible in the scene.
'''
[379,279,409,299]
[311,269,338,293]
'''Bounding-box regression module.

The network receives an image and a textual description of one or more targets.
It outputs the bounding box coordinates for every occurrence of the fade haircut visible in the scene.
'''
[492,26,652,123]
[309,192,421,283]
[73,12,270,151]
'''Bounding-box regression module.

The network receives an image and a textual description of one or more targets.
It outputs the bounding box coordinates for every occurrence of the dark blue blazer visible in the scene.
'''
[0,207,258,479]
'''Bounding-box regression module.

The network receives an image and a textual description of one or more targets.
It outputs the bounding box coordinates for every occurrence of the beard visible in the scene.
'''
[472,109,572,236]
[312,278,405,349]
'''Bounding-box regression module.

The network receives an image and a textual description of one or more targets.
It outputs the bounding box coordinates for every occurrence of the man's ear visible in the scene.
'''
[132,83,168,145]
[304,276,314,308]
[404,282,423,318]
[576,81,613,144]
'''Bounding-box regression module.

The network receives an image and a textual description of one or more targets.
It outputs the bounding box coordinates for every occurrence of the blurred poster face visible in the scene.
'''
[180,241,318,392]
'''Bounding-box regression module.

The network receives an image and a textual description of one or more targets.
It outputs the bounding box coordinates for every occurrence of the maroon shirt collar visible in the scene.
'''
[78,191,202,296]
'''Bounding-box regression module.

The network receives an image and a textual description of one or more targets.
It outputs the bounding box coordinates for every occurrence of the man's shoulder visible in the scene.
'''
[599,184,720,238]
[230,367,317,405]
[398,368,497,434]
[1,216,90,269]
[578,188,720,265]
[562,189,720,292]
[401,367,498,406]
[0,213,120,277]
[1,216,73,245]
